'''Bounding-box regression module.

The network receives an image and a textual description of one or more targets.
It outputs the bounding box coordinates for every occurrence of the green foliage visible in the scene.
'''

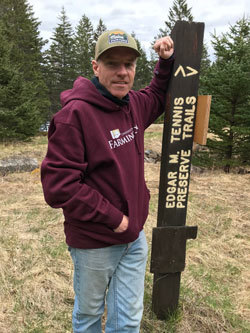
[75,15,95,79]
[0,0,46,76]
[2,1,248,164]
[152,0,195,123]
[132,34,153,91]
[201,17,250,168]
[161,0,193,37]
[154,0,193,42]
[199,43,211,88]
[93,19,107,50]
[44,7,77,115]
[153,0,210,97]
[0,0,50,140]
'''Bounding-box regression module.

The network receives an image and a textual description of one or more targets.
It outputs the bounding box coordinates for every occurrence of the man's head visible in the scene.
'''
[92,29,141,99]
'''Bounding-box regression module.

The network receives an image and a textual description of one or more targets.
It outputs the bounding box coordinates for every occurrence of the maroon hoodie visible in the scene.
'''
[41,57,174,249]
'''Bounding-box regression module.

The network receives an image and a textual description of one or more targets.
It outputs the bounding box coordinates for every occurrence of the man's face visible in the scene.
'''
[92,47,137,99]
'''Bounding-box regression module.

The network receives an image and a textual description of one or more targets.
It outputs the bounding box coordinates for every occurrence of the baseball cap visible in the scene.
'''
[95,29,141,60]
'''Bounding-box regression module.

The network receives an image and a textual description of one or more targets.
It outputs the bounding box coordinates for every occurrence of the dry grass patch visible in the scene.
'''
[0,130,249,332]
[0,140,74,333]
[0,135,48,161]
[143,125,250,332]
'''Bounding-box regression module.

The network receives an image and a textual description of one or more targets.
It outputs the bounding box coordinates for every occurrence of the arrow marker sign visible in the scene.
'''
[174,65,199,77]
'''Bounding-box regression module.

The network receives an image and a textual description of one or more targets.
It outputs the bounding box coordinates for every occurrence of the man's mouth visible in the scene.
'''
[113,81,127,85]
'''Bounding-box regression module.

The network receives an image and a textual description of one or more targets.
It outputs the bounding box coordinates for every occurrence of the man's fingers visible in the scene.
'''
[154,40,161,52]
[153,36,174,59]
[154,36,174,52]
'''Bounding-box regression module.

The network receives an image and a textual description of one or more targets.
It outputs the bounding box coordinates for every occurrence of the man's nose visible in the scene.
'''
[117,64,127,75]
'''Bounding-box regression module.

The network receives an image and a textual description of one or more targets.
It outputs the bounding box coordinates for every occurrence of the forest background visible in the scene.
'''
[0,1,249,332]
[0,0,249,169]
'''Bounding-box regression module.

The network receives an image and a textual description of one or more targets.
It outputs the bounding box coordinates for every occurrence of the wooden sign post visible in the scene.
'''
[150,21,205,319]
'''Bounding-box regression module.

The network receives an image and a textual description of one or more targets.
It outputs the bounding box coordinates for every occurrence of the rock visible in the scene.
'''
[237,167,250,174]
[191,165,205,174]
[0,156,39,175]
[144,150,161,163]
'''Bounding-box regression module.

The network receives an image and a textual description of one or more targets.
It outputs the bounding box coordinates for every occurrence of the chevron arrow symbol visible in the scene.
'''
[174,65,198,77]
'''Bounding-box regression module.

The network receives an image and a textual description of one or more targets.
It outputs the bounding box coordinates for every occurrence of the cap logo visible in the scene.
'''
[108,31,128,44]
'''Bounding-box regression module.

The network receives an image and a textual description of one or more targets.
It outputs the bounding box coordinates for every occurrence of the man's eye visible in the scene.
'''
[107,62,116,66]
[105,61,134,69]
[126,63,134,69]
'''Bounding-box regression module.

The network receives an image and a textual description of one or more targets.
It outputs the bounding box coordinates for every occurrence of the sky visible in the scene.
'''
[28,0,249,59]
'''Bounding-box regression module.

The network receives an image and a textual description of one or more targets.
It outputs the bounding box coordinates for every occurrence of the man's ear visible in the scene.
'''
[92,60,99,76]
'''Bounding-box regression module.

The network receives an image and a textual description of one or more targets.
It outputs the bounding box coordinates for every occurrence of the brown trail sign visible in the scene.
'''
[150,21,205,319]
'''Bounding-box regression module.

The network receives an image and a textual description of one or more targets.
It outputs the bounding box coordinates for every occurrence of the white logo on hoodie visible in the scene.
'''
[110,129,121,139]
[109,126,138,149]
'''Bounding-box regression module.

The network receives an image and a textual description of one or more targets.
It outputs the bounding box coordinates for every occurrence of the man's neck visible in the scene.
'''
[91,77,129,106]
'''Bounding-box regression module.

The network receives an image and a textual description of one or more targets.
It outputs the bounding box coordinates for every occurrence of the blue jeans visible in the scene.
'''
[69,230,148,333]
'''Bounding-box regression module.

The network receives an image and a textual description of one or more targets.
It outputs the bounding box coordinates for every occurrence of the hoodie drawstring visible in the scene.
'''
[129,108,142,155]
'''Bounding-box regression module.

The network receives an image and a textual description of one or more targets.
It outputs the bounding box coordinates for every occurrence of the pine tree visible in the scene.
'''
[45,7,77,115]
[75,15,94,79]
[199,42,211,92]
[132,34,152,91]
[151,0,193,122]
[152,0,194,65]
[0,0,46,77]
[152,0,210,122]
[94,19,107,44]
[0,22,44,140]
[202,17,250,169]
[92,19,107,64]
[157,0,193,38]
[159,0,210,78]
[0,0,50,140]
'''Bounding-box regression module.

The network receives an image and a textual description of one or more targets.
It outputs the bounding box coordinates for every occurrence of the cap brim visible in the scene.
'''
[96,45,141,60]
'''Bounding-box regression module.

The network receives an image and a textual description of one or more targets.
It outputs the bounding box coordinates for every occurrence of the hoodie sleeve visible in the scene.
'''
[131,55,175,129]
[41,119,123,229]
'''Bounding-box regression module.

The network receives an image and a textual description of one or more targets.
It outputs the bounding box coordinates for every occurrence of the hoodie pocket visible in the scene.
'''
[112,199,138,238]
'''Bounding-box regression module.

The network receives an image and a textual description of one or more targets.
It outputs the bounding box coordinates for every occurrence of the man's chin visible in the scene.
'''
[111,89,128,100]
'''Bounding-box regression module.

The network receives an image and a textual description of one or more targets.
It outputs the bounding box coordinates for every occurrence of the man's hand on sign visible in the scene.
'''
[154,36,174,59]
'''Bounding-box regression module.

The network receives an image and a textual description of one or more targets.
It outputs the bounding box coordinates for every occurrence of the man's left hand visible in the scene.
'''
[154,36,174,59]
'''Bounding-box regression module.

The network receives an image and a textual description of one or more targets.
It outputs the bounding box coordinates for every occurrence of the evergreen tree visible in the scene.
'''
[0,22,45,140]
[151,0,193,122]
[152,0,210,122]
[158,0,193,37]
[45,7,77,115]
[93,19,107,44]
[199,42,211,92]
[152,0,194,64]
[132,34,152,91]
[0,0,50,140]
[0,0,46,78]
[92,19,107,66]
[75,15,94,79]
[202,17,250,169]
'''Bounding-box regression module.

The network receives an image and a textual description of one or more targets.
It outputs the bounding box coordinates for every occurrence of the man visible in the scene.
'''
[41,29,174,332]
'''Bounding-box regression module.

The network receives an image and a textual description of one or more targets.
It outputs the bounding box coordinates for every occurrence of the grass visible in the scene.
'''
[0,128,250,332]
